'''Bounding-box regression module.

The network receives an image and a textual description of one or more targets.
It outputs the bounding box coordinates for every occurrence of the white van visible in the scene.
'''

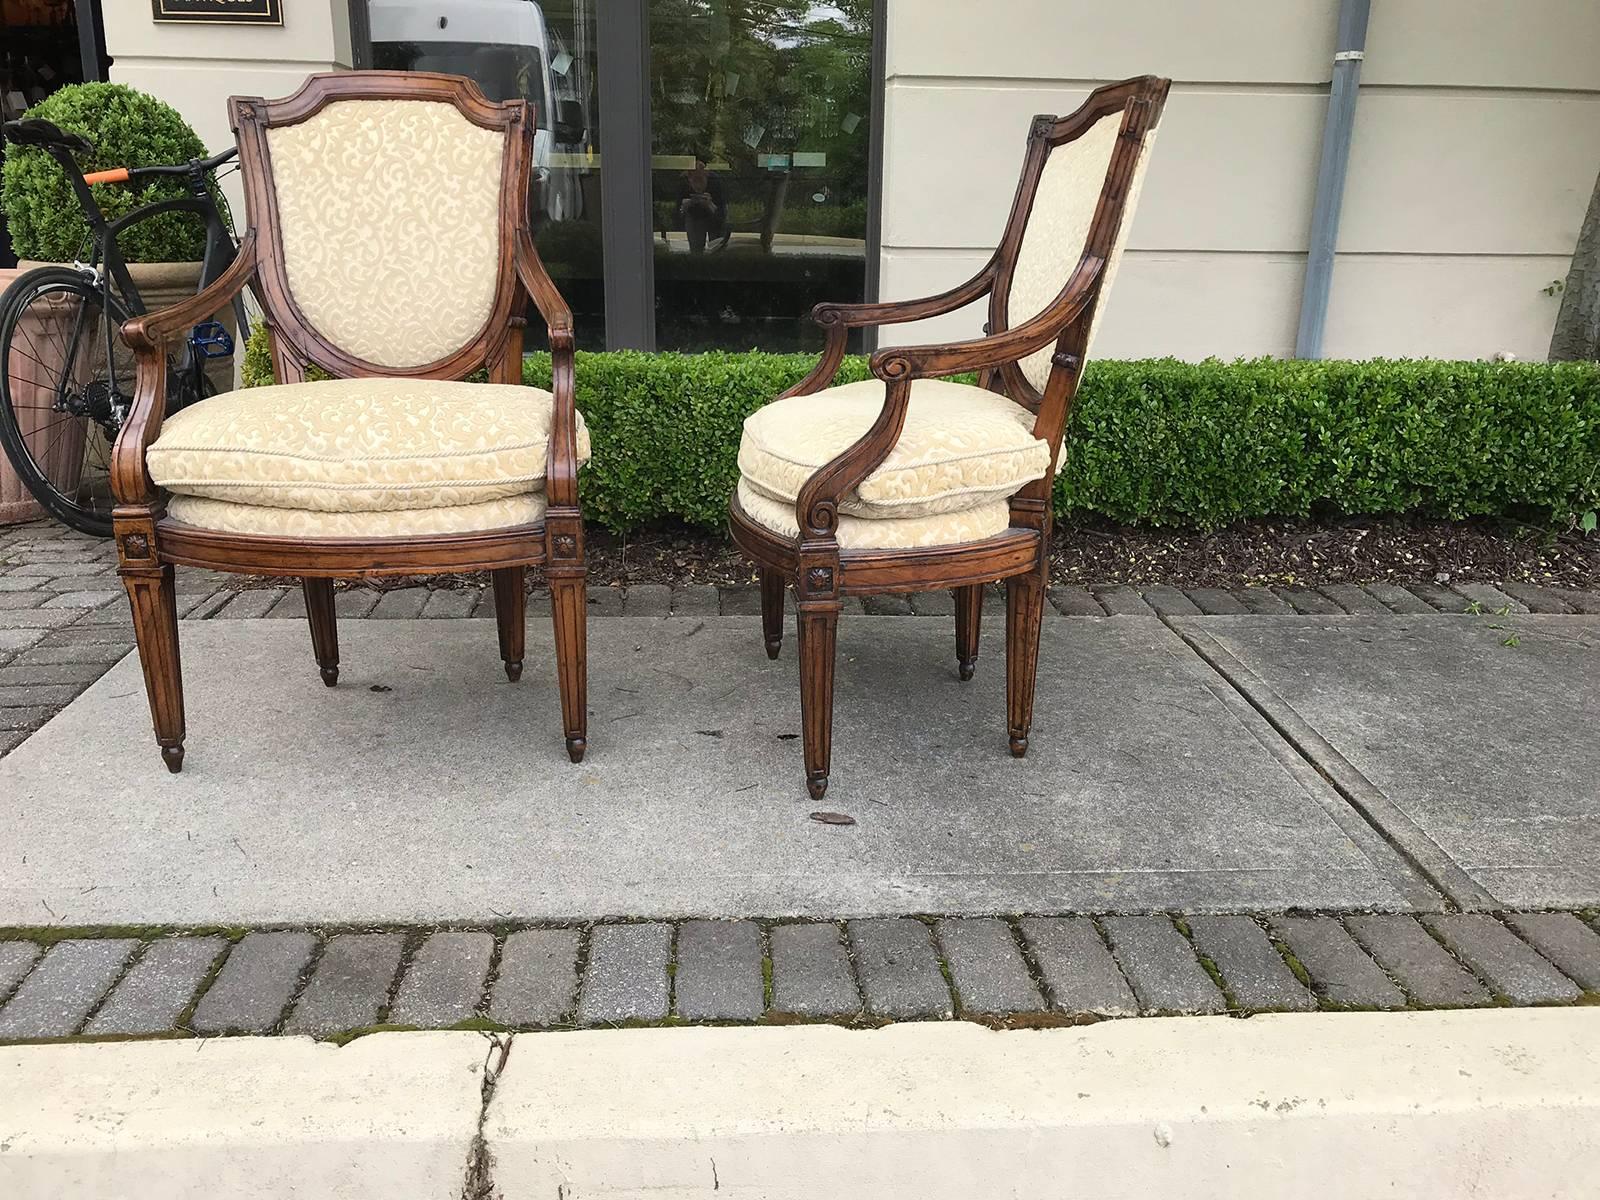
[367,0,589,222]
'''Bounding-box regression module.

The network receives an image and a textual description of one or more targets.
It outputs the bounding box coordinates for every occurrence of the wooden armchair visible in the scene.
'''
[111,72,588,772]
[729,77,1169,798]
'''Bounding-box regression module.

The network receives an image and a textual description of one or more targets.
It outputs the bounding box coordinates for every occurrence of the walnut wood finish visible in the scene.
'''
[954,584,982,682]
[729,76,1170,798]
[493,565,526,682]
[111,71,588,769]
[303,577,339,686]
[760,567,785,659]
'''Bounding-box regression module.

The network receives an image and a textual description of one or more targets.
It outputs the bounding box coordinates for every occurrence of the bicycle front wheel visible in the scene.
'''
[0,267,131,537]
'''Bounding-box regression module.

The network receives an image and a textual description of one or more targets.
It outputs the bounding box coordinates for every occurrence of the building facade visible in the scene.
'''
[8,0,1599,361]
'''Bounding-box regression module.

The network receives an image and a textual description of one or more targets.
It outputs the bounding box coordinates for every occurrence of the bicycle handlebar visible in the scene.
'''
[130,145,239,179]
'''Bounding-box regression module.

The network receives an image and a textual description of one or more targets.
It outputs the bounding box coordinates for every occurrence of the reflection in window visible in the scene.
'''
[366,0,604,348]
[650,1,874,351]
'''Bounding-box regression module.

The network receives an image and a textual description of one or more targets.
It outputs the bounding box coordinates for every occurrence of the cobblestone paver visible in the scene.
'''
[769,922,859,1017]
[85,936,226,1036]
[0,939,139,1039]
[283,933,404,1036]
[936,918,1042,1014]
[1424,914,1583,1004]
[673,919,764,1021]
[1363,582,1437,614]
[1273,917,1406,1009]
[848,918,952,1019]
[0,942,42,1002]
[1102,916,1226,1015]
[1048,585,1105,616]
[1316,584,1391,616]
[1344,914,1491,1008]
[1503,913,1600,991]
[388,931,494,1028]
[1186,915,1314,1012]
[577,923,671,1026]
[488,928,580,1026]
[1019,917,1138,1016]
[0,909,1595,1041]
[190,931,317,1034]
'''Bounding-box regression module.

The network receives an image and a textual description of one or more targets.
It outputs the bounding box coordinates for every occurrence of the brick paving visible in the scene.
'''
[0,910,1591,1042]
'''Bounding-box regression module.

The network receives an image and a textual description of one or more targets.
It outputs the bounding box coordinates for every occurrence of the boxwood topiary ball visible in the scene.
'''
[1,82,213,264]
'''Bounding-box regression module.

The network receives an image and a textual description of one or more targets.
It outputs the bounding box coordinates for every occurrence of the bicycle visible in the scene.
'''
[0,117,246,537]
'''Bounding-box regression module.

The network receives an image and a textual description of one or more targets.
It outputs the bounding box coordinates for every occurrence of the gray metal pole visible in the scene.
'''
[598,0,657,351]
[1294,0,1369,359]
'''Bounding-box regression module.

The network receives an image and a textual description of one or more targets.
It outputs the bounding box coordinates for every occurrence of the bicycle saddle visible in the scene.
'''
[1,119,92,154]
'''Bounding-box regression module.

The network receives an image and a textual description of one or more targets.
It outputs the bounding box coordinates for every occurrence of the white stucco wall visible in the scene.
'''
[878,0,1600,361]
[100,5,354,223]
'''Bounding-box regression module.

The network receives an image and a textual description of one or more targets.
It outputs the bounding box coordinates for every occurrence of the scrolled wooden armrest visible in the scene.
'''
[111,231,259,507]
[514,225,580,507]
[869,253,1104,382]
[794,254,1104,539]
[777,258,998,402]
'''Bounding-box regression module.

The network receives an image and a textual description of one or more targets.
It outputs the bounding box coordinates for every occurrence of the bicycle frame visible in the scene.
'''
[37,141,243,402]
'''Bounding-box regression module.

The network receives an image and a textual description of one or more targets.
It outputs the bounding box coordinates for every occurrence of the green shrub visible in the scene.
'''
[1,83,212,263]
[238,325,1600,532]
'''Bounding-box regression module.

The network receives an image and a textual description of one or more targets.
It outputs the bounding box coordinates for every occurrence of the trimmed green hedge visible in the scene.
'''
[1,83,212,263]
[238,334,1600,532]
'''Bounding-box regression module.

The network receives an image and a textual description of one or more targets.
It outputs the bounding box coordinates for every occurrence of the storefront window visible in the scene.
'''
[649,0,873,351]
[356,0,876,352]
[365,0,604,348]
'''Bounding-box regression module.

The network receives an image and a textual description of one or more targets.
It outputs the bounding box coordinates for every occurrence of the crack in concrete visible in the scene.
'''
[462,1031,513,1200]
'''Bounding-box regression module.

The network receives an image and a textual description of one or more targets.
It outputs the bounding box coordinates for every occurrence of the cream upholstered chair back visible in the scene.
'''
[232,73,529,377]
[993,78,1168,395]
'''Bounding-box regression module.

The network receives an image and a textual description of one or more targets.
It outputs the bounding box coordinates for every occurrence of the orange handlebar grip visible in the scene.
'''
[83,168,131,185]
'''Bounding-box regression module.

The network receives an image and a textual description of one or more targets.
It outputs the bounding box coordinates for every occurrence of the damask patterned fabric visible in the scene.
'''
[738,378,1050,520]
[1006,110,1145,391]
[736,480,1010,550]
[148,377,589,512]
[266,99,506,368]
[167,493,546,537]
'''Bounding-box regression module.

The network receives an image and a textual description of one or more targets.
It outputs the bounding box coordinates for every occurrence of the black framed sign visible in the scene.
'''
[151,0,284,24]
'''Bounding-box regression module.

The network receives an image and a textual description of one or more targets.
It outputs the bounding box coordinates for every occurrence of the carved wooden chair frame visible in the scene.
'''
[111,71,587,772]
[729,76,1170,798]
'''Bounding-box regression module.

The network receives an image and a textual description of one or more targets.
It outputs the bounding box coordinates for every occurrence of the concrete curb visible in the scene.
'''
[0,1031,488,1197]
[3,1011,1598,1197]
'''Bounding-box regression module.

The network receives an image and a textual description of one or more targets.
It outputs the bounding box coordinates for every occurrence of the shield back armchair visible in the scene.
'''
[729,76,1170,798]
[111,71,589,771]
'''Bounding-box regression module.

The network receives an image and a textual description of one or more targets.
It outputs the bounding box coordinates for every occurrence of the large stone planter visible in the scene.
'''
[0,260,237,526]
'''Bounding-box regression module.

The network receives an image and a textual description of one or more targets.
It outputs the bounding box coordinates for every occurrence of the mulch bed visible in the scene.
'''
[266,514,1596,594]
[578,514,1600,592]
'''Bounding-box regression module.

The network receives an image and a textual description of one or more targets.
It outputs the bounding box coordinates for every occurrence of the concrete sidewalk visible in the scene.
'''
[1,610,1596,925]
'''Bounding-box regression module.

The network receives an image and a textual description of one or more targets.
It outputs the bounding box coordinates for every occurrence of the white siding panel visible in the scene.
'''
[1340,92,1600,255]
[883,84,1324,253]
[885,0,1338,85]
[878,250,1307,363]
[1323,255,1569,361]
[1363,1,1600,92]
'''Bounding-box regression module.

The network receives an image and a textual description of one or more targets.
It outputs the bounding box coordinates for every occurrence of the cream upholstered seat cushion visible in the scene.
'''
[166,493,545,538]
[148,377,589,515]
[736,480,1010,550]
[738,378,1050,520]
